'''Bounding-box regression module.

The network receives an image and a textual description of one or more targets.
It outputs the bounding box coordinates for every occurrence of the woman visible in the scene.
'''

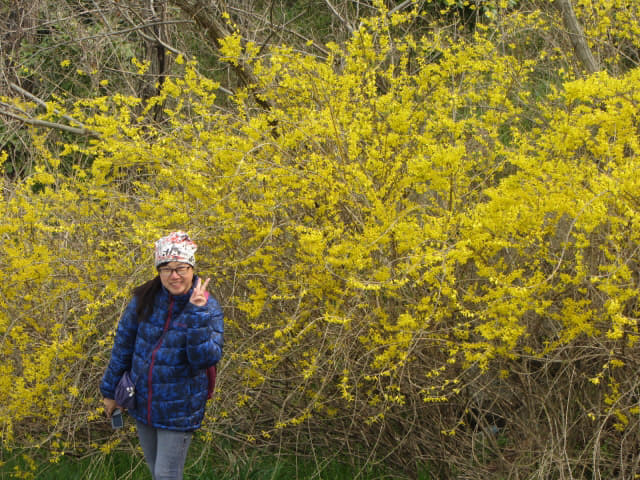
[101,231,224,480]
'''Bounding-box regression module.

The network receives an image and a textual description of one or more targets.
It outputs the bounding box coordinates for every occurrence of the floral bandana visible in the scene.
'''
[154,231,197,267]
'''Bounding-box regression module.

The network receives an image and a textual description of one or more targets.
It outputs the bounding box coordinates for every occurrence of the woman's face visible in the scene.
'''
[158,261,194,296]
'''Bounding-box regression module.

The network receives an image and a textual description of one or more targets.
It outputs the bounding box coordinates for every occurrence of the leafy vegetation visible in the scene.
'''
[2,442,426,479]
[2,0,640,478]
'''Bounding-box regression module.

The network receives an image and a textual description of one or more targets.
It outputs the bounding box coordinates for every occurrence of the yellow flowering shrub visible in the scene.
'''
[2,4,640,477]
[576,0,640,73]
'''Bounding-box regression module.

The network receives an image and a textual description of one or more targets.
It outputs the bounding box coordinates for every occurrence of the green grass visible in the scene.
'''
[1,443,432,480]
[0,450,149,480]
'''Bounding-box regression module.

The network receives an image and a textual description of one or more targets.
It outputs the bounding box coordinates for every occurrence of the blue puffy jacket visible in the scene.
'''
[100,277,224,431]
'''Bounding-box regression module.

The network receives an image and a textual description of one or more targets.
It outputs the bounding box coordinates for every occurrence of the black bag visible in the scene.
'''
[115,371,136,410]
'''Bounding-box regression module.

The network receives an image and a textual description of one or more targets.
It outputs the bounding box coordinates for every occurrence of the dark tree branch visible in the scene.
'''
[170,0,272,110]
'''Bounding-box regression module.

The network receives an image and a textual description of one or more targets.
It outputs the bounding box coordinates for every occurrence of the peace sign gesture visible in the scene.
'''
[189,277,210,306]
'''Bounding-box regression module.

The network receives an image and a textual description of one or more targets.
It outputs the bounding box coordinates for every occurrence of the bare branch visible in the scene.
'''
[388,0,416,17]
[9,83,88,130]
[324,0,355,34]
[1,85,99,138]
[0,107,99,137]
[227,5,330,57]
[17,19,194,57]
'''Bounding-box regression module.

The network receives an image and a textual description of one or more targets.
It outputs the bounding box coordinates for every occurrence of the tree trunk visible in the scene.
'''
[142,0,168,120]
[170,0,272,110]
[555,0,600,74]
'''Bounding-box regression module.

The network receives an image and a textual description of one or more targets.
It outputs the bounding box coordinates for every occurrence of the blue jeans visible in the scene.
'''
[136,420,193,480]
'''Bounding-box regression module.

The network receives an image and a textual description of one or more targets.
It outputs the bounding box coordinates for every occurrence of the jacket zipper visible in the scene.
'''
[147,296,174,424]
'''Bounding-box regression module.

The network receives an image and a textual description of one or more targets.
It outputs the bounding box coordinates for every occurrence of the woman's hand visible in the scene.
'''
[189,277,210,306]
[103,397,119,418]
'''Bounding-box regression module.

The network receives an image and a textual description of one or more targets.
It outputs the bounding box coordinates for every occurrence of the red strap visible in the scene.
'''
[206,365,217,399]
[202,290,218,399]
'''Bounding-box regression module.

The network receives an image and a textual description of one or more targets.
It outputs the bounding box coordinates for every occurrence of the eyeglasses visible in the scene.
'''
[158,265,192,277]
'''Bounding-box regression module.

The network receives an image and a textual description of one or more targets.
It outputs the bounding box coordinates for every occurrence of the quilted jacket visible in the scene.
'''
[100,277,224,431]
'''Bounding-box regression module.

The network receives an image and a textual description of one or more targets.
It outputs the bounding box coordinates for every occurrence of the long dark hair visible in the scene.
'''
[132,276,162,323]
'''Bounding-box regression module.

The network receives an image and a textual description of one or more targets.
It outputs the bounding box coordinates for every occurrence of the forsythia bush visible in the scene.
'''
[1,4,640,478]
